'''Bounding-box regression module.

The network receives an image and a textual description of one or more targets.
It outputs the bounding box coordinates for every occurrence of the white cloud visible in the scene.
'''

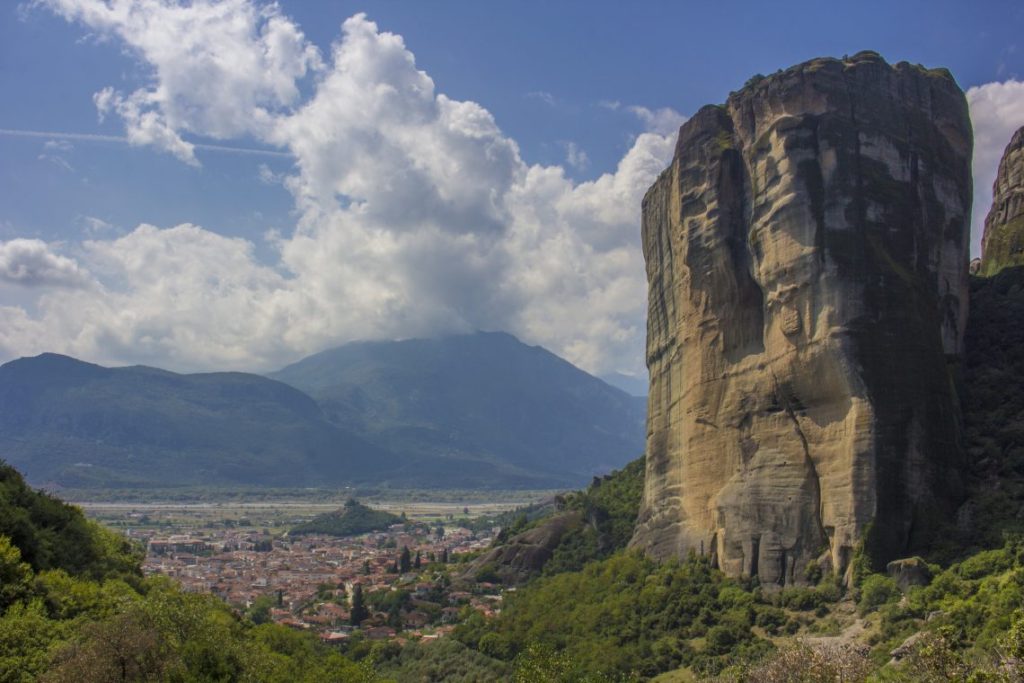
[627,105,687,136]
[967,79,1024,256]
[0,239,92,288]
[526,91,557,107]
[79,216,117,236]
[38,138,75,171]
[19,2,682,376]
[562,141,590,171]
[42,0,321,164]
[257,163,284,185]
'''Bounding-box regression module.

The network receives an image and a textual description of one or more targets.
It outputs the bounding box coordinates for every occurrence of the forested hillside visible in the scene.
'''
[0,461,381,682]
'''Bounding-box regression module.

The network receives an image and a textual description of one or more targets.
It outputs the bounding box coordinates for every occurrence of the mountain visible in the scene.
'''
[0,353,395,488]
[0,334,645,490]
[633,52,972,583]
[599,372,648,397]
[269,331,646,488]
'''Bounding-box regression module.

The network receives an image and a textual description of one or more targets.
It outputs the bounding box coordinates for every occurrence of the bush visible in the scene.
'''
[754,607,786,635]
[478,632,516,661]
[858,574,899,614]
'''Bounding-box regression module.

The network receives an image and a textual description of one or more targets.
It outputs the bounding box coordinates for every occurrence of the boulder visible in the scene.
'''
[886,557,933,591]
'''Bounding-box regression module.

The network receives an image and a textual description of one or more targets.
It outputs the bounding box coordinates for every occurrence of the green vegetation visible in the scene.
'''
[0,462,140,581]
[375,638,512,682]
[456,551,774,679]
[541,457,645,574]
[860,540,1024,666]
[477,457,645,584]
[0,460,382,682]
[289,499,402,537]
[954,268,1024,554]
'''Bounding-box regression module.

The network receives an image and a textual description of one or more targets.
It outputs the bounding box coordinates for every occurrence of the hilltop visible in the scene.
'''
[290,499,403,537]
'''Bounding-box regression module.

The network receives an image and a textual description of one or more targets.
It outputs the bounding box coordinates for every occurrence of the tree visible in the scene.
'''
[45,608,171,683]
[350,584,368,626]
[0,536,32,609]
[414,551,422,570]
[246,595,275,625]
[434,525,445,540]
[441,548,448,564]
[362,560,371,575]
[399,546,411,574]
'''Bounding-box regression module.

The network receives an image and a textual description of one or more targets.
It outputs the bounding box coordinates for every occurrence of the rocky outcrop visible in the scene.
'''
[886,557,932,591]
[461,511,584,586]
[980,126,1024,276]
[631,52,972,584]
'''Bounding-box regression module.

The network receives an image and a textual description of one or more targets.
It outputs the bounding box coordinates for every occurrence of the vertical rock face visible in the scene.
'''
[980,126,1024,276]
[632,52,972,584]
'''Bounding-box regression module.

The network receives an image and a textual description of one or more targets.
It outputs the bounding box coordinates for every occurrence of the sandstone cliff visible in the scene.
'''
[631,52,972,584]
[980,126,1024,276]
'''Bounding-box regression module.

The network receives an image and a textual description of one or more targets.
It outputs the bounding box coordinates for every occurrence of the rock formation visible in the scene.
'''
[461,511,584,586]
[980,126,1024,276]
[631,52,972,584]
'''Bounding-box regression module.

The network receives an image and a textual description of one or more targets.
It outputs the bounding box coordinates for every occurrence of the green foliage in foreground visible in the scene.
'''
[0,568,382,683]
[858,538,1024,665]
[456,551,774,679]
[374,638,512,682]
[290,498,402,537]
[0,461,381,682]
[0,462,141,581]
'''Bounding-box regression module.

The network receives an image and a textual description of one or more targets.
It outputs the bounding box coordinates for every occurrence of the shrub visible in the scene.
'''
[858,574,899,615]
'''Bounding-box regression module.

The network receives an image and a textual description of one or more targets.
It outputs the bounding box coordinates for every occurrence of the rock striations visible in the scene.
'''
[980,125,1024,276]
[631,52,972,584]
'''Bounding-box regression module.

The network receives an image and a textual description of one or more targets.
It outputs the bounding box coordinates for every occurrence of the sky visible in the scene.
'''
[1,0,1023,379]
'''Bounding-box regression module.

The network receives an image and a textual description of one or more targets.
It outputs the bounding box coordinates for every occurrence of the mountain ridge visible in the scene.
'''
[0,332,644,490]
[268,331,646,484]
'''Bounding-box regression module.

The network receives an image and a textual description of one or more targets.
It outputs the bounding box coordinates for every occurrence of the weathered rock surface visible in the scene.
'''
[631,52,972,584]
[980,126,1024,276]
[886,557,932,591]
[461,511,584,586]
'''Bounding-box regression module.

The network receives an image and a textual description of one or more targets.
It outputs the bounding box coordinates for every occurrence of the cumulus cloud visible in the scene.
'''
[42,0,322,163]
[16,2,682,376]
[0,239,92,288]
[967,79,1024,256]
[627,105,687,136]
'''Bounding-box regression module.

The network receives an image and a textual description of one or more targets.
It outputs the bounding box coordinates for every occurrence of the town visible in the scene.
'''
[93,501,522,649]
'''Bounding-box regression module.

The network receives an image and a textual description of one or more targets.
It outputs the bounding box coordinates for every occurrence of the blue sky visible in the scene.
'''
[1,0,1022,377]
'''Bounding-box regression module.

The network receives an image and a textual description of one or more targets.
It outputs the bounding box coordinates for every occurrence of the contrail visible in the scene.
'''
[0,128,293,158]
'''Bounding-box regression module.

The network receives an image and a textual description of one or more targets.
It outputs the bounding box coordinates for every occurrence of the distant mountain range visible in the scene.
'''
[0,352,396,489]
[0,332,645,490]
